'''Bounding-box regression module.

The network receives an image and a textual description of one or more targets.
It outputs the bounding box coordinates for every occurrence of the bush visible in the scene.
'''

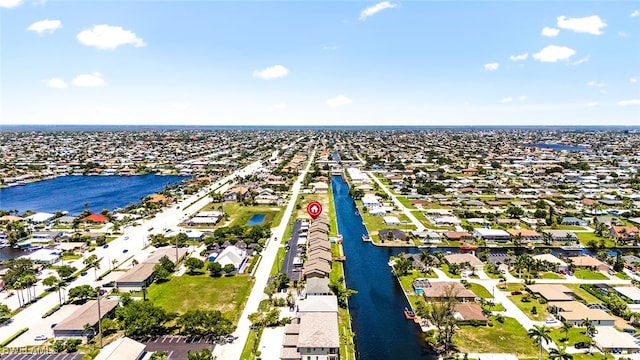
[42,304,61,318]
[0,327,28,347]
[511,291,522,295]
[531,306,537,315]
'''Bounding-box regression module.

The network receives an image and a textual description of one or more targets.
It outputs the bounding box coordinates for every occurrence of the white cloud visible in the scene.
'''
[631,78,638,83]
[172,103,188,110]
[322,45,339,51]
[587,80,604,88]
[272,102,287,110]
[586,102,598,107]
[631,10,640,17]
[533,45,576,63]
[0,0,23,8]
[253,65,289,80]
[509,53,528,61]
[483,62,499,71]
[541,27,560,37]
[46,78,67,89]
[500,97,513,104]
[517,96,527,101]
[556,15,607,35]
[359,1,397,21]
[326,94,352,107]
[618,31,627,37]
[27,19,61,34]
[618,99,640,106]
[77,25,146,50]
[71,73,105,87]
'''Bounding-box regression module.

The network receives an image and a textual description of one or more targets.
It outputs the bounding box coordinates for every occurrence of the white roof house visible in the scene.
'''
[613,286,640,304]
[593,326,640,354]
[215,245,248,271]
[533,254,568,270]
[362,194,381,208]
[383,216,401,225]
[473,228,511,241]
[25,212,56,223]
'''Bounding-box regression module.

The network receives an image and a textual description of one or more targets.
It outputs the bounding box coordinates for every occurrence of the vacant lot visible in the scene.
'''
[455,317,538,358]
[148,274,254,322]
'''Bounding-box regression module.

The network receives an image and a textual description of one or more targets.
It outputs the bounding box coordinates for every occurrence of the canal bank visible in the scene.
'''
[332,175,434,360]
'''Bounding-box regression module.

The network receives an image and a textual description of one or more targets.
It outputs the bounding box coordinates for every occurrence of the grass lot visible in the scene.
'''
[455,317,539,358]
[440,264,461,279]
[230,208,282,228]
[549,327,592,347]
[576,232,616,248]
[541,225,586,230]
[398,270,438,294]
[538,272,565,280]
[270,247,286,276]
[508,294,550,321]
[564,284,603,304]
[616,271,631,280]
[328,183,339,236]
[360,208,415,234]
[574,269,608,280]
[483,265,502,279]
[396,196,416,210]
[410,210,451,230]
[467,283,493,299]
[148,274,254,323]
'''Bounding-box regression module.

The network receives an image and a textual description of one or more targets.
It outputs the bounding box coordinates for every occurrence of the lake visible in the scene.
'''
[527,143,588,152]
[0,175,188,215]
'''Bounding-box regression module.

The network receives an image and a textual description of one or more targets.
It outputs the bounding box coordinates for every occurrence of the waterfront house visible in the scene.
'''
[610,226,639,243]
[453,303,488,324]
[53,299,119,341]
[280,312,339,360]
[311,182,329,193]
[302,259,331,279]
[613,286,640,304]
[622,255,640,271]
[542,230,578,243]
[472,228,511,243]
[561,216,588,226]
[305,278,330,296]
[379,229,407,241]
[82,213,108,224]
[420,281,476,302]
[383,216,401,226]
[443,231,473,241]
[362,194,381,208]
[532,254,568,272]
[444,253,484,271]
[506,228,542,242]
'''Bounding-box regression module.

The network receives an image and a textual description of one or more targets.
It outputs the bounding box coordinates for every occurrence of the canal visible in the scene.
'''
[332,175,434,360]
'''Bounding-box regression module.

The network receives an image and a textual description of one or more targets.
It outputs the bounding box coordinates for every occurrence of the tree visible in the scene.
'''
[43,275,65,305]
[614,253,624,272]
[158,256,176,273]
[68,285,97,303]
[153,263,171,283]
[184,258,204,275]
[187,349,213,360]
[392,254,413,276]
[150,351,170,360]
[329,280,357,308]
[116,300,171,337]
[560,321,572,342]
[0,304,11,323]
[223,264,236,275]
[178,309,234,338]
[527,325,552,360]
[207,262,222,276]
[580,318,596,336]
[549,346,573,360]
[83,254,101,281]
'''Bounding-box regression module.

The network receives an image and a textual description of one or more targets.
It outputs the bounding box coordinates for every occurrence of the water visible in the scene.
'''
[0,175,187,215]
[246,213,266,226]
[527,143,588,152]
[332,175,434,360]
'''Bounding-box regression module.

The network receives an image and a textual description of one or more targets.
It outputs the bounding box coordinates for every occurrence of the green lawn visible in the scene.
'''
[616,271,631,280]
[500,283,526,293]
[484,265,502,279]
[270,247,286,276]
[440,264,461,279]
[360,208,416,234]
[328,182,339,236]
[538,272,565,280]
[148,274,254,323]
[574,269,608,280]
[240,328,262,360]
[468,283,494,299]
[564,284,603,304]
[455,317,539,358]
[508,294,550,321]
[549,327,592,347]
[576,232,616,248]
[395,196,416,210]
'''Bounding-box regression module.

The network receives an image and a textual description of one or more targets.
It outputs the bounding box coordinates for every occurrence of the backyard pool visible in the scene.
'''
[246,213,266,226]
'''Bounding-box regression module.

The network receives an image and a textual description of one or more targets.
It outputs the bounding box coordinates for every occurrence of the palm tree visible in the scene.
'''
[560,321,572,342]
[527,324,552,360]
[580,318,596,336]
[84,254,101,281]
[549,346,573,360]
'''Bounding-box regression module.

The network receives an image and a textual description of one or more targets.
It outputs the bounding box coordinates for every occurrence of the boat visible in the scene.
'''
[459,244,478,251]
[361,234,371,242]
[404,307,416,320]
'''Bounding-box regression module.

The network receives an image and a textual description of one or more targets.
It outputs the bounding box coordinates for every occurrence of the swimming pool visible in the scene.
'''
[246,213,266,226]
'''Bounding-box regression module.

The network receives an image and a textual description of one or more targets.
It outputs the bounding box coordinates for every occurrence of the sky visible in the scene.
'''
[1,0,639,126]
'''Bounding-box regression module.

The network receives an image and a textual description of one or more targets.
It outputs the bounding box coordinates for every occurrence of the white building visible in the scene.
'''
[215,245,248,271]
[362,194,381,208]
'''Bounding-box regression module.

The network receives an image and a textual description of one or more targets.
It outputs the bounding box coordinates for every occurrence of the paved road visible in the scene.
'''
[214,148,316,360]
[0,160,266,347]
[368,171,425,232]
[281,221,301,281]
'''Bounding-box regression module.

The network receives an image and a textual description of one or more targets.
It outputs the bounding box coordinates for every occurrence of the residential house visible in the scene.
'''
[593,326,640,354]
[610,226,639,243]
[223,186,251,202]
[419,281,476,302]
[542,230,578,243]
[548,301,615,326]
[506,228,542,242]
[453,303,488,324]
[533,254,568,272]
[568,256,609,272]
[53,300,119,340]
[444,253,484,270]
[215,245,248,271]
[473,228,511,243]
[305,278,331,296]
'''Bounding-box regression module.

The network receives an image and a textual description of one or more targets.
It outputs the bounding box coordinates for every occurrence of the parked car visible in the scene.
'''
[574,342,587,349]
[103,244,109,248]
[34,335,48,341]
[102,281,115,287]
[50,323,58,328]
[123,249,129,253]
[80,271,88,276]
[124,236,129,240]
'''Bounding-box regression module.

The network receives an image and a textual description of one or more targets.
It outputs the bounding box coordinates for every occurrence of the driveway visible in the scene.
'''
[144,335,215,359]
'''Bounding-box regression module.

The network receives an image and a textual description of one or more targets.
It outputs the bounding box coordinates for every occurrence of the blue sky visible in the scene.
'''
[1,0,639,126]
